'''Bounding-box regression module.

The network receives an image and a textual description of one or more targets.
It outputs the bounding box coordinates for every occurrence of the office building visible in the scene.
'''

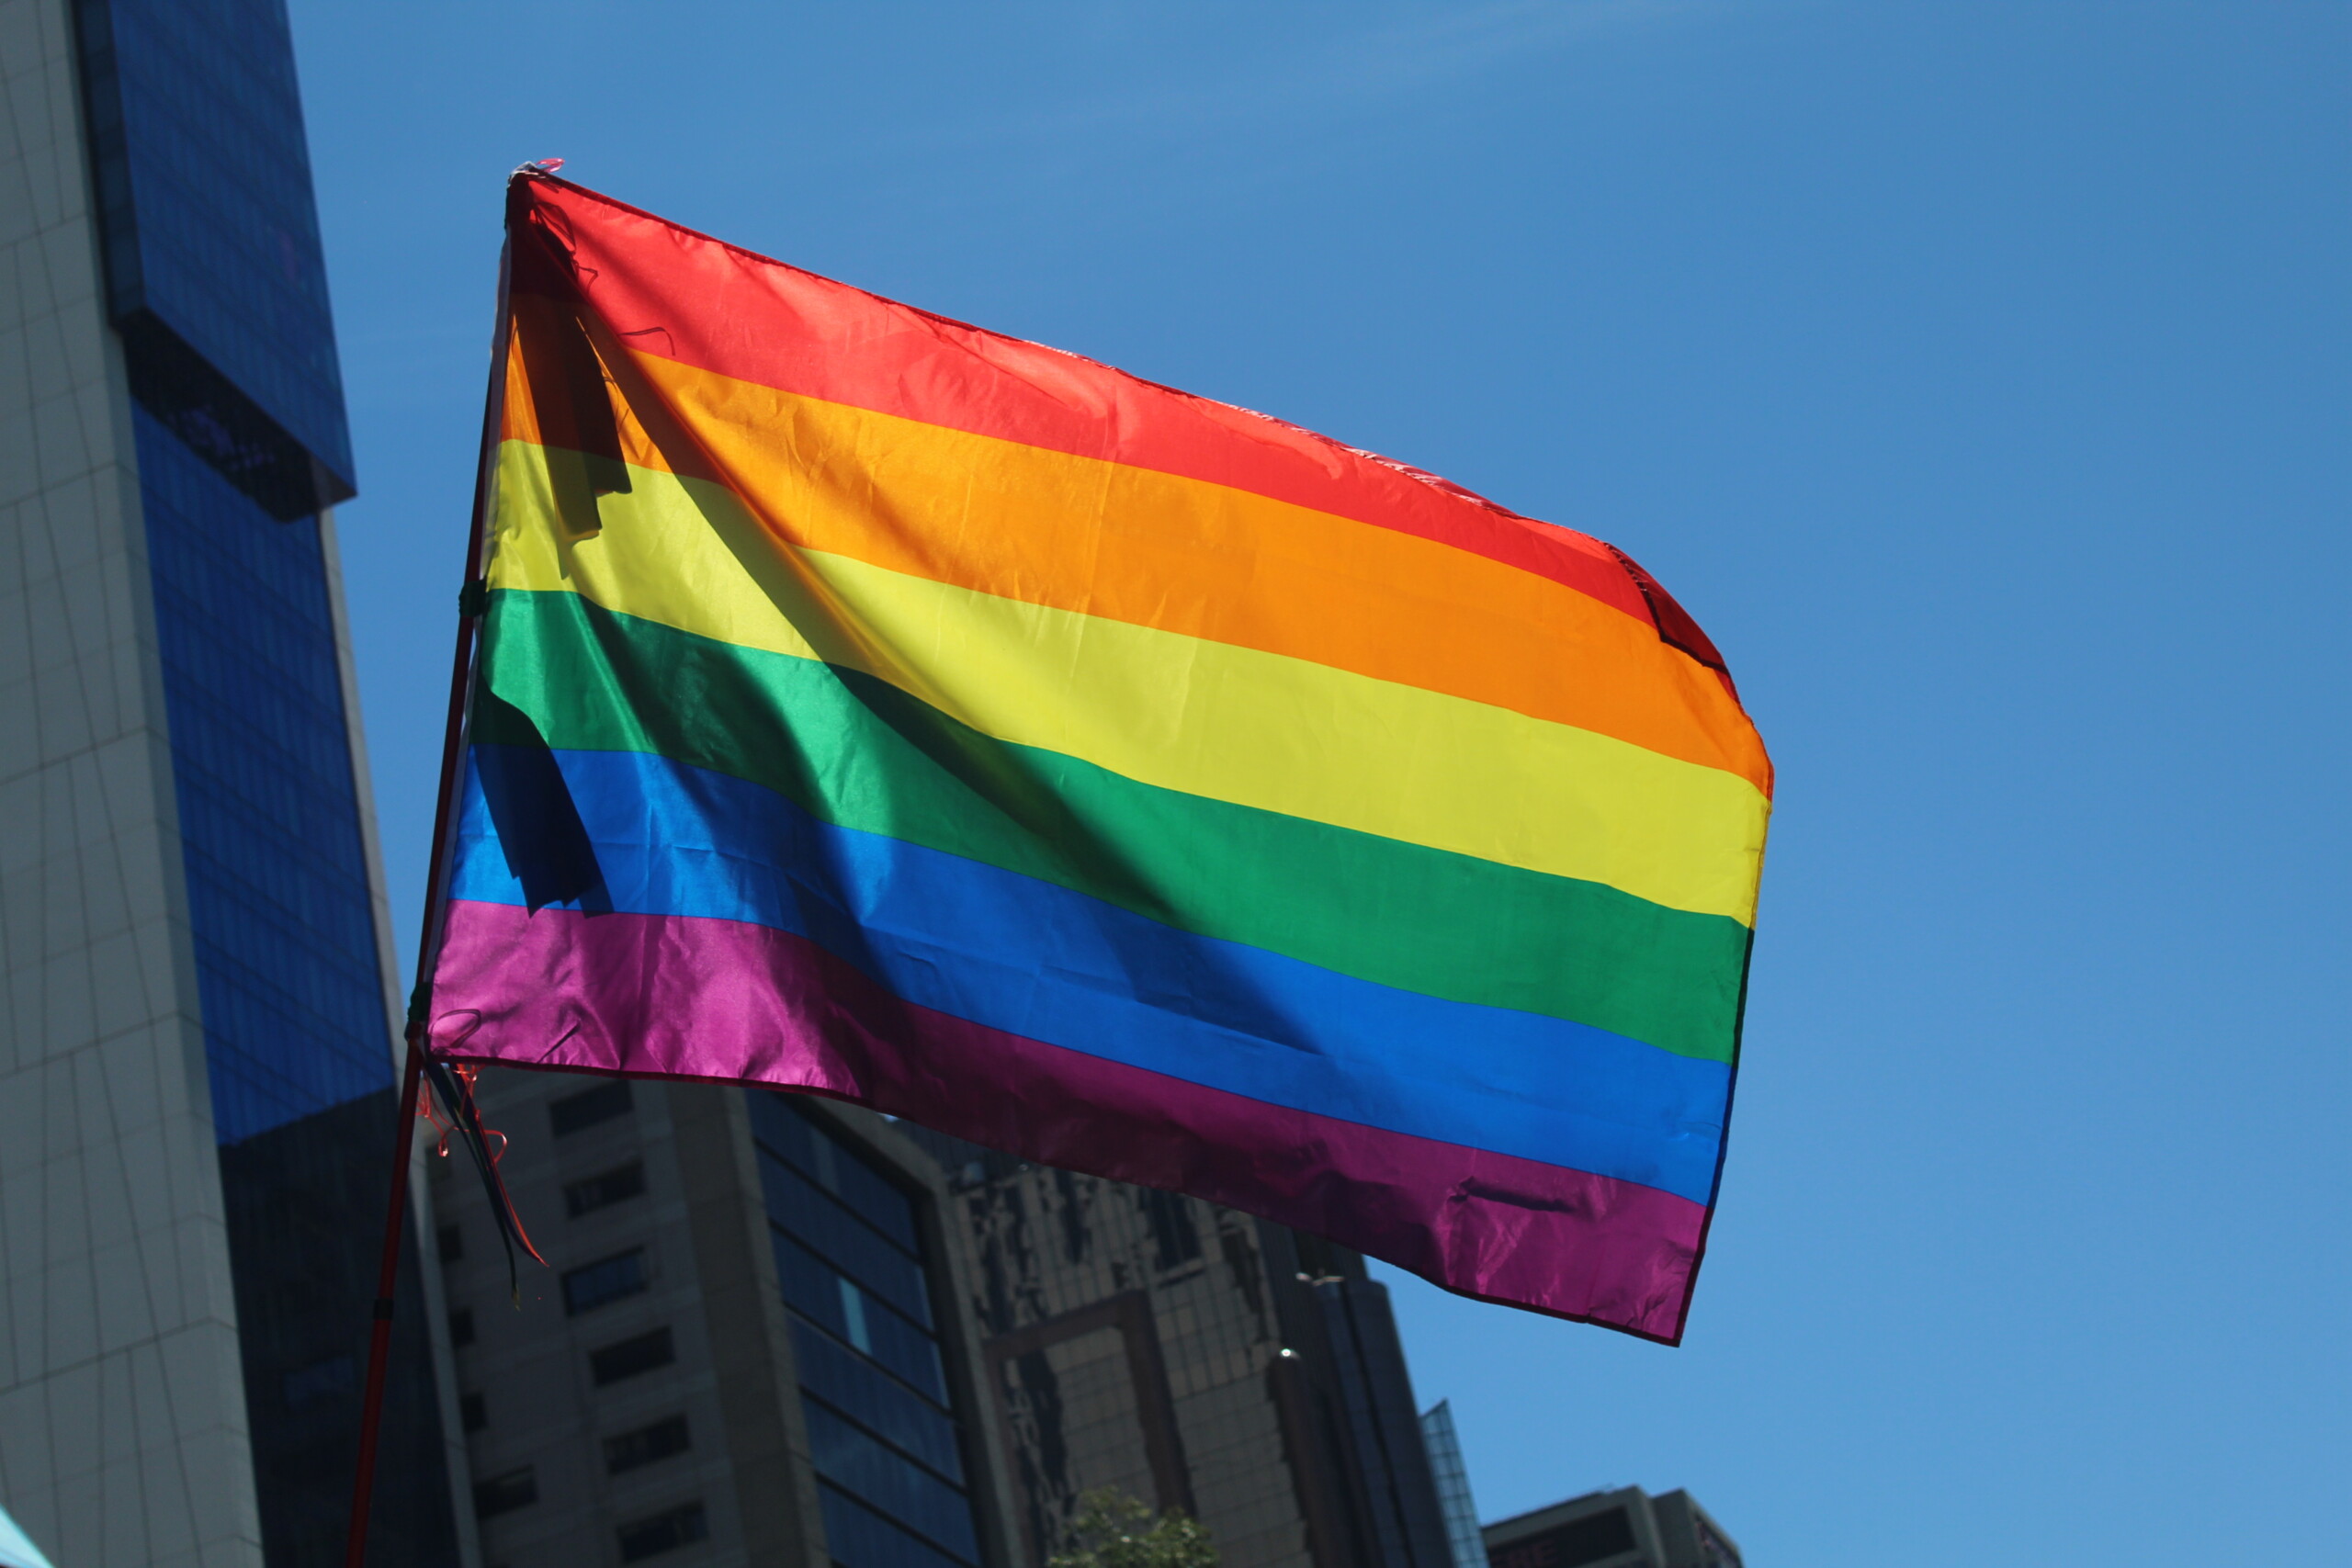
[1419,1400,1485,1568]
[436,1071,1490,1568]
[0,0,470,1562]
[430,1076,1026,1567]
[904,1125,1459,1568]
[1483,1486,1741,1568]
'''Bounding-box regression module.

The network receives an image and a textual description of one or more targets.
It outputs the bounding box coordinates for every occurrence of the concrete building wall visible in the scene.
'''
[0,2,264,1563]
[431,1076,790,1568]
[1483,1485,1744,1568]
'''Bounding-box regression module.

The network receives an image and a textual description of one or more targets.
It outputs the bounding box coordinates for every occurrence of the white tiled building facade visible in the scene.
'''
[0,2,471,1562]
[0,3,263,1561]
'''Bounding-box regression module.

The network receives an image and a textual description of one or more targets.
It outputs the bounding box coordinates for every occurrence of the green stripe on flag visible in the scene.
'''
[477,589,1751,1063]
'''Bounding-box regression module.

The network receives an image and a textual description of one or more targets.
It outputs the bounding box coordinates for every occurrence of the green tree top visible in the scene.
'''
[1046,1487,1219,1568]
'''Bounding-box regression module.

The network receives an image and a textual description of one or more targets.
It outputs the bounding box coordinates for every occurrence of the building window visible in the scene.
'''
[820,1483,970,1568]
[591,1327,675,1386]
[1137,1187,1202,1272]
[472,1468,537,1519]
[448,1306,476,1348]
[459,1393,487,1434]
[750,1093,982,1567]
[802,1403,980,1562]
[563,1248,649,1315]
[438,1222,464,1262]
[565,1160,648,1217]
[549,1078,633,1137]
[839,1276,870,1353]
[747,1092,919,1247]
[281,1354,355,1410]
[790,1321,965,1483]
[616,1501,708,1562]
[605,1415,692,1474]
[756,1151,933,1325]
[771,1232,945,1401]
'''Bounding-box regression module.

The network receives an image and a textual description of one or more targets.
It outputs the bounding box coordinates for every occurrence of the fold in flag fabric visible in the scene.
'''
[429,173,1772,1343]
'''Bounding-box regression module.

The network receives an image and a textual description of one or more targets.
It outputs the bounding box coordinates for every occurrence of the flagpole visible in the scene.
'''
[342,181,523,1568]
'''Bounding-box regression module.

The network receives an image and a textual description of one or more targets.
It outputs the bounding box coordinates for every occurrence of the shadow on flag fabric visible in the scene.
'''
[428,173,1772,1343]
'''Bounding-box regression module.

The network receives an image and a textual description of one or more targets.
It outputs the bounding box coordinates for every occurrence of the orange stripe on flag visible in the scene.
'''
[499,302,1770,794]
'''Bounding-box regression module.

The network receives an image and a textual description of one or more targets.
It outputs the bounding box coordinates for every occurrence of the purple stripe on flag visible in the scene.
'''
[432,899,1712,1341]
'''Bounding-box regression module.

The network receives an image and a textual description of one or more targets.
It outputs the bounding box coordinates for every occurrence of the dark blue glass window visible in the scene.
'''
[752,1094,981,1567]
[281,1353,355,1410]
[771,1232,945,1403]
[758,1148,932,1325]
[819,1483,970,1568]
[789,1320,964,1483]
[84,0,453,1551]
[617,1503,708,1562]
[76,0,353,494]
[591,1328,675,1386]
[803,1404,979,1562]
[748,1092,920,1249]
[135,411,458,1562]
[562,1249,649,1315]
[135,406,390,1144]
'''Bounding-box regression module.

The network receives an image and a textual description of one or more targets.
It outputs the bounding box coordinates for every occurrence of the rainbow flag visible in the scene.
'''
[429,175,1771,1341]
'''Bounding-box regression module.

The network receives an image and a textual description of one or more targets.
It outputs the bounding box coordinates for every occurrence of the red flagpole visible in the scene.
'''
[342,173,529,1568]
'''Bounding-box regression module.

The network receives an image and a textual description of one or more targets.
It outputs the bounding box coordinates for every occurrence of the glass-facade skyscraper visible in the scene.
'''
[0,1,468,1562]
[898,1121,1464,1568]
[750,1093,989,1568]
[1419,1400,1487,1568]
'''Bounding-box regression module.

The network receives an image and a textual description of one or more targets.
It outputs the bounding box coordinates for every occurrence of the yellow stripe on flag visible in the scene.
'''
[488,441,1769,922]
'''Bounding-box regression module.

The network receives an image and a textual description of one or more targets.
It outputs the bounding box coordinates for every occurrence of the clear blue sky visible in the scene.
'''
[289,3,2348,1562]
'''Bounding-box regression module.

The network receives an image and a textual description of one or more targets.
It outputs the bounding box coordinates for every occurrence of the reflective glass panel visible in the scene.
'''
[562,1249,649,1315]
[771,1231,946,1404]
[747,1092,920,1249]
[819,1482,973,1568]
[758,1147,932,1325]
[138,406,387,1142]
[750,1096,983,1565]
[77,0,353,487]
[789,1319,964,1483]
[803,1403,979,1562]
[136,404,458,1564]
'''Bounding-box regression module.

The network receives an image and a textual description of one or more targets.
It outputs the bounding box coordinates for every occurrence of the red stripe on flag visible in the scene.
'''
[508,176,1697,649]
